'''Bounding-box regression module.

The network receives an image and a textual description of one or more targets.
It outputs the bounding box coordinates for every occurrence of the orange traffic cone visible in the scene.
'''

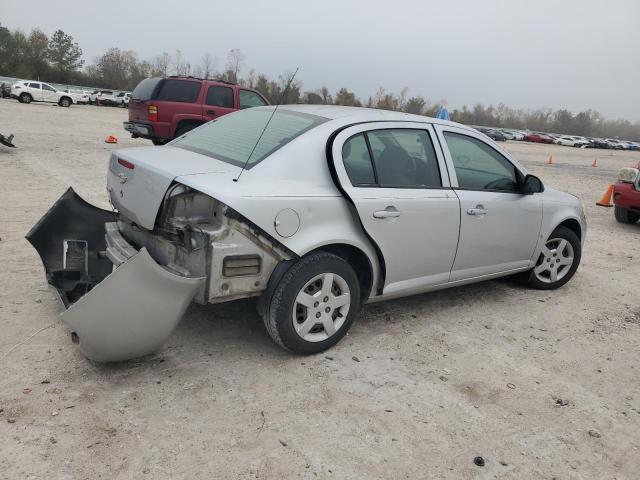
[596,185,614,207]
[592,159,598,167]
[547,155,553,165]
[105,135,117,144]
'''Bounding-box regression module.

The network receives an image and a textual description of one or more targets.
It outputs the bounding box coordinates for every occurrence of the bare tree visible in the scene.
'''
[199,52,217,79]
[173,50,190,76]
[151,52,171,77]
[226,49,244,82]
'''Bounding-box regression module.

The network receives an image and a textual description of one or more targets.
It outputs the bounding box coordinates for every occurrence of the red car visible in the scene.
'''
[613,162,640,224]
[523,133,554,144]
[124,76,269,144]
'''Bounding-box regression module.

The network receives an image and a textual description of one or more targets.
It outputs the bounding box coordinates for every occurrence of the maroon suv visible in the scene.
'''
[124,76,269,144]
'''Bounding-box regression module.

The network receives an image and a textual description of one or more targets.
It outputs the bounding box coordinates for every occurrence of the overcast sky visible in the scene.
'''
[3,0,639,120]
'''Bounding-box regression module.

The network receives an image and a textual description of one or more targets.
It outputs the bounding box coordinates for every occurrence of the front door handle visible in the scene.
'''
[206,110,216,115]
[373,207,401,219]
[467,204,488,216]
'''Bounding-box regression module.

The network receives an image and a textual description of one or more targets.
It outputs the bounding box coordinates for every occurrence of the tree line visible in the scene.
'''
[1,24,639,141]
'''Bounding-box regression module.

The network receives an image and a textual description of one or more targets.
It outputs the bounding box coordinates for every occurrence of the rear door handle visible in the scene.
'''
[373,207,401,219]
[467,204,488,216]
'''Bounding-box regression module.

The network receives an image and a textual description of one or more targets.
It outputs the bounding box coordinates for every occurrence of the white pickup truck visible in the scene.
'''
[11,81,75,107]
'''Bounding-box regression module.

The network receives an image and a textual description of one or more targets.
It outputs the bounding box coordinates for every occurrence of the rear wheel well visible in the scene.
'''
[312,244,373,302]
[174,120,203,138]
[557,218,581,241]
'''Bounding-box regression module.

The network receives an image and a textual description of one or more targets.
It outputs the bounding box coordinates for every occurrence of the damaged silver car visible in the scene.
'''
[28,105,586,362]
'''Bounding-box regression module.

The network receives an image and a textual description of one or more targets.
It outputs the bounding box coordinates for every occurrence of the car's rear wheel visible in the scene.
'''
[262,251,361,354]
[528,226,581,290]
[19,93,32,104]
[615,206,640,224]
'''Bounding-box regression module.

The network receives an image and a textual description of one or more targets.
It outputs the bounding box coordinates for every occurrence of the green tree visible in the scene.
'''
[47,29,83,82]
[333,88,360,106]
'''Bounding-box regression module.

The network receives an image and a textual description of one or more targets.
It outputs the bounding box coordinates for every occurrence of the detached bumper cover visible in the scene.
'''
[27,188,205,362]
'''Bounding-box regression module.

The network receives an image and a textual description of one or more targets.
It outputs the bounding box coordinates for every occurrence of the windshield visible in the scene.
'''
[172,109,328,168]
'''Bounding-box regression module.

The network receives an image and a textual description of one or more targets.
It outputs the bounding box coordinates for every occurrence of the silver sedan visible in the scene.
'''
[28,105,586,361]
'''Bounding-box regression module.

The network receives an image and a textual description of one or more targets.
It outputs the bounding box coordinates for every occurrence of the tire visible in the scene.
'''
[151,138,166,146]
[262,251,361,354]
[19,93,32,104]
[59,97,71,107]
[174,123,198,138]
[615,206,640,224]
[528,226,581,290]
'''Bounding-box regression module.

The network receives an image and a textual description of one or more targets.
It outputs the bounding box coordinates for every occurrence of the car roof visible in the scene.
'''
[253,104,471,131]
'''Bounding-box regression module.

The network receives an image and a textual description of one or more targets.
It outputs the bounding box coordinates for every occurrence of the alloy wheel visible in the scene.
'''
[533,238,574,284]
[292,273,351,342]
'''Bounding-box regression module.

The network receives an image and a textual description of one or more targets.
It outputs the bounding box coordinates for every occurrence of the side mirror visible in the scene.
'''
[522,174,544,194]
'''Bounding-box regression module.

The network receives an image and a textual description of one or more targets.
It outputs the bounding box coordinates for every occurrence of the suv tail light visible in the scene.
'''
[148,105,158,122]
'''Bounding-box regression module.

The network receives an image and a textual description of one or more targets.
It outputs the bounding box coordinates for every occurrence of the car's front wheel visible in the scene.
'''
[614,206,639,224]
[262,252,361,354]
[528,226,581,290]
[59,97,71,107]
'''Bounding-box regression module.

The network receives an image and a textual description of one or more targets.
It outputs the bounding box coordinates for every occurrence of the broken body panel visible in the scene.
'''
[27,182,291,361]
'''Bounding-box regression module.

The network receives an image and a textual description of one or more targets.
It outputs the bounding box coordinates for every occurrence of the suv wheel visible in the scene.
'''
[528,226,581,290]
[59,97,71,107]
[614,206,639,224]
[262,252,361,354]
[19,93,32,104]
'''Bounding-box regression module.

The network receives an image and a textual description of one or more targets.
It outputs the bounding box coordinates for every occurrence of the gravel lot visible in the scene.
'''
[1,100,639,480]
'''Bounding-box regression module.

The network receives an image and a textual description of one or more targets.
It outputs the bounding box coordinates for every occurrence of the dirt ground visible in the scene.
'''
[1,100,639,480]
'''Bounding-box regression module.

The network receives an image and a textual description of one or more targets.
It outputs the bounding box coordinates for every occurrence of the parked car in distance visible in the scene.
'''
[90,89,114,105]
[63,89,90,105]
[29,105,586,362]
[97,90,120,106]
[115,92,131,107]
[1,82,12,98]
[10,80,75,107]
[476,127,507,141]
[613,163,640,224]
[554,136,587,147]
[523,133,554,144]
[124,76,269,145]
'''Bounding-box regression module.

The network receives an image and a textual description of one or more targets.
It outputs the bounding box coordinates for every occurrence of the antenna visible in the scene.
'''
[233,67,299,182]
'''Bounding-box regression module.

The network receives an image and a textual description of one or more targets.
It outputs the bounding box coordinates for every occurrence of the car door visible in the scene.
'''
[331,122,460,298]
[28,82,43,101]
[41,83,58,103]
[434,125,543,281]
[202,85,235,121]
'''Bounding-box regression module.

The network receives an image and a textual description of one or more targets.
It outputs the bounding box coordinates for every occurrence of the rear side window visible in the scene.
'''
[343,134,375,185]
[205,86,233,108]
[239,90,268,109]
[343,129,442,188]
[173,109,327,168]
[153,79,200,103]
[29,83,41,89]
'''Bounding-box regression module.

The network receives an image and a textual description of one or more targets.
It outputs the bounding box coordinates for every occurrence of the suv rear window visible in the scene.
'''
[154,79,200,103]
[172,109,327,168]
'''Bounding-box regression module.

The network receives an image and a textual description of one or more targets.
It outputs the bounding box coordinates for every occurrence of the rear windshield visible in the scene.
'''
[154,79,200,103]
[172,108,327,168]
[131,77,162,101]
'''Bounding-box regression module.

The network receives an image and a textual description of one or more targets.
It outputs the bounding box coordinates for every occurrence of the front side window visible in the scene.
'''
[444,132,519,192]
[205,86,233,108]
[239,90,267,109]
[42,84,55,92]
[173,109,327,168]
